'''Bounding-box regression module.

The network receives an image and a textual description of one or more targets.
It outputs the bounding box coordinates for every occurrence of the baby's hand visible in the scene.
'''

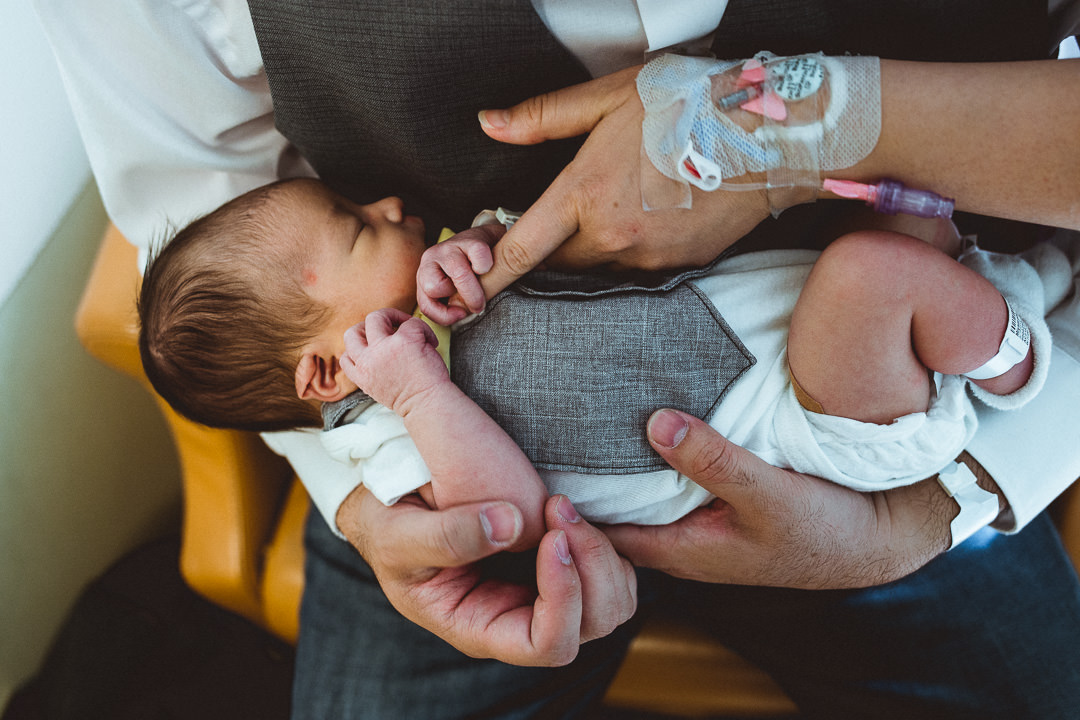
[416,224,506,325]
[341,308,449,415]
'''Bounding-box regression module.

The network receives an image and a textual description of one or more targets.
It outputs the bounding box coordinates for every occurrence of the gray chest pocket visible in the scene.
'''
[450,279,753,474]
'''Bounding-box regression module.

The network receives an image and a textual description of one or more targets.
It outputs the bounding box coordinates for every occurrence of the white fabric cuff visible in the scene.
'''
[637,0,728,51]
[967,345,1080,532]
[260,428,364,540]
[262,410,432,541]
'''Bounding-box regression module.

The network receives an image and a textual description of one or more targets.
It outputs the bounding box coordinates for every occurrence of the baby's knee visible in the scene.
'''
[816,230,931,290]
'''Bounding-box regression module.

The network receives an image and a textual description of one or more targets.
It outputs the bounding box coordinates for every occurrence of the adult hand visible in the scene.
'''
[336,489,637,666]
[604,410,959,589]
[477,66,770,296]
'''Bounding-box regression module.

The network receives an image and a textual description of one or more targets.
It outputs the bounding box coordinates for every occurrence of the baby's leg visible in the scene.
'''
[787,230,1028,425]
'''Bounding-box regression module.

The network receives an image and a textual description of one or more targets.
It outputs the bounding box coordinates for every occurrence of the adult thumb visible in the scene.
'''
[478,66,639,146]
[646,409,755,496]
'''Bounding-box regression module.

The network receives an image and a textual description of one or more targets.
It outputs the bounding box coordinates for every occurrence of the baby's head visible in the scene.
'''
[138,178,426,431]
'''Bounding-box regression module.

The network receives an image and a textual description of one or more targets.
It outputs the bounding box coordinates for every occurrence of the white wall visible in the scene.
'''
[0,0,183,709]
[0,0,92,306]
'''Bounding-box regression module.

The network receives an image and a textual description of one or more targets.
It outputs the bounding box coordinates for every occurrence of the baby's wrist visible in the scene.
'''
[394,375,457,418]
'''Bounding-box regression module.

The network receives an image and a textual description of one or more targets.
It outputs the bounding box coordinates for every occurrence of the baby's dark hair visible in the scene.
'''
[138,180,332,432]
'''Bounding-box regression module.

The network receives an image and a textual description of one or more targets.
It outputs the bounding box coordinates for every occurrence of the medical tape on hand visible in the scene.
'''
[963,298,1031,380]
[637,52,881,207]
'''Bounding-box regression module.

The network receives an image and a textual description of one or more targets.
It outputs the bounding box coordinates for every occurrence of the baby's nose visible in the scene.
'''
[377,196,405,222]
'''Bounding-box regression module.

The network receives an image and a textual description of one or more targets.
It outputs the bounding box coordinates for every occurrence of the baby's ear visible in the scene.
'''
[295,352,354,402]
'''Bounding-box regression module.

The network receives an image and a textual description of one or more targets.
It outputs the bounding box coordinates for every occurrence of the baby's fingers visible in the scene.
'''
[342,322,370,357]
[363,307,414,344]
[424,244,490,311]
[417,256,459,301]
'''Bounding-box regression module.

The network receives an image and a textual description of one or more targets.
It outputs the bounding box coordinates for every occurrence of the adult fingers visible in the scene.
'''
[476,528,584,666]
[546,496,637,642]
[645,409,767,499]
[474,68,641,294]
[359,498,526,576]
[478,65,639,146]
[602,410,768,579]
[479,181,582,296]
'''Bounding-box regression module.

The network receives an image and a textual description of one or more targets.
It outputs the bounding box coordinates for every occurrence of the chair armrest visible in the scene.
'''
[261,479,309,643]
[74,223,145,381]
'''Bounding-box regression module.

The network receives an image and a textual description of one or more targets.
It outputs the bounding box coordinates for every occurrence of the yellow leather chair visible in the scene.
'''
[75,223,1080,718]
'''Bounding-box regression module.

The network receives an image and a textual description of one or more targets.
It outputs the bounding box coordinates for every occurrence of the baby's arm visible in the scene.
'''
[341,308,546,550]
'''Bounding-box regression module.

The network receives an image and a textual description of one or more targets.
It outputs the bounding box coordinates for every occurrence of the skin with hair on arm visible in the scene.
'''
[469,57,1071,587]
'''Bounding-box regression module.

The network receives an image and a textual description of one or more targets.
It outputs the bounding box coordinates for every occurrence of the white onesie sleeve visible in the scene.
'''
[261,404,430,540]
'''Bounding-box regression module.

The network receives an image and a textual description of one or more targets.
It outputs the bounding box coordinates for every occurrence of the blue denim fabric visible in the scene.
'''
[656,512,1080,719]
[294,510,1080,719]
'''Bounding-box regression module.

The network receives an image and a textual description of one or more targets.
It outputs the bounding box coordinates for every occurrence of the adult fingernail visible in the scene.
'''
[480,502,521,546]
[648,409,688,449]
[478,109,508,129]
[553,531,572,566]
[555,495,581,523]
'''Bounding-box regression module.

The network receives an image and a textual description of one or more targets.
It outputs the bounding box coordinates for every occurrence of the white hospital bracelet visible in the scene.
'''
[964,299,1030,380]
[937,461,1000,550]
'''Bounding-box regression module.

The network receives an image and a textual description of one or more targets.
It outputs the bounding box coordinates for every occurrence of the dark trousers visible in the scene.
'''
[293,510,1080,719]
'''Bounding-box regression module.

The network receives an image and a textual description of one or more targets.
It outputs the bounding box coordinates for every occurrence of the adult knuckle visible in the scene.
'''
[497,239,540,277]
[574,170,609,211]
[515,95,554,143]
[435,517,471,562]
[692,439,745,487]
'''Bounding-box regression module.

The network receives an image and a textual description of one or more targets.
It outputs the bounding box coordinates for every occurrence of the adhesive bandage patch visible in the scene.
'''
[637,52,882,199]
[964,299,1031,380]
[638,54,764,191]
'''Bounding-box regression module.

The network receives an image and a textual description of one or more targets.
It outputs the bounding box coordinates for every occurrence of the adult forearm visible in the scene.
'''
[850,59,1080,229]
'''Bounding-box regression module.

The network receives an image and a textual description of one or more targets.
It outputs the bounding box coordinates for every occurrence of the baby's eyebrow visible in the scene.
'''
[331,201,363,224]
[330,201,364,248]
